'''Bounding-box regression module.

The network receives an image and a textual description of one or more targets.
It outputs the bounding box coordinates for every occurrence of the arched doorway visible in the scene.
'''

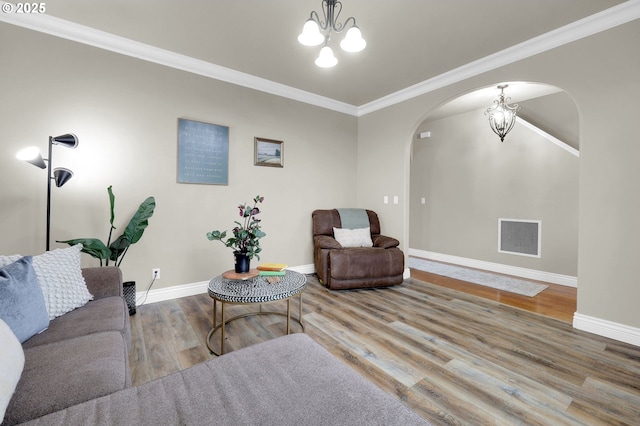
[408,82,579,319]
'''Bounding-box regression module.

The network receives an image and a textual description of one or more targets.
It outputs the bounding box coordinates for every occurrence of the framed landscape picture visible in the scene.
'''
[254,137,284,168]
[177,118,229,185]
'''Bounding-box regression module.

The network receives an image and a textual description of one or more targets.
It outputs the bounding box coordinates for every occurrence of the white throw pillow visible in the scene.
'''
[333,227,374,248]
[0,319,25,422]
[0,245,93,319]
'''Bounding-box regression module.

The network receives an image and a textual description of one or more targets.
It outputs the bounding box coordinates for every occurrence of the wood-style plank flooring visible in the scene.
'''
[129,275,640,425]
[410,268,577,323]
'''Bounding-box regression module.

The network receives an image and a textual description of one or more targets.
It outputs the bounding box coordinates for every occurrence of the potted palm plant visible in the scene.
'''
[206,195,266,273]
[58,186,156,315]
[58,186,156,267]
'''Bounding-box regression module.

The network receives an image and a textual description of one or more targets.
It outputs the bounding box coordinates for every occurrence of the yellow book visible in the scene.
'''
[257,263,287,271]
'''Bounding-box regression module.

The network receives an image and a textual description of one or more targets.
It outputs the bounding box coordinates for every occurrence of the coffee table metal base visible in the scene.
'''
[206,293,304,356]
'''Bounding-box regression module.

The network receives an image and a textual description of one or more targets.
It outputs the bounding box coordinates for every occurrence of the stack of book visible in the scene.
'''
[257,263,287,276]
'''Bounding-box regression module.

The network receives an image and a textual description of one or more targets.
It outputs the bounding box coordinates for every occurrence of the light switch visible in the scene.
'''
[383,196,389,204]
[393,196,399,204]
[421,197,426,204]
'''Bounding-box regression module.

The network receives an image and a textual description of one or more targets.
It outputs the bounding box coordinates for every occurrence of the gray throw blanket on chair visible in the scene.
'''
[337,208,370,229]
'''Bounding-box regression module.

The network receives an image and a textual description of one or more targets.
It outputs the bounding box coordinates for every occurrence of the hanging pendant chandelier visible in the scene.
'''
[298,0,366,68]
[485,85,520,142]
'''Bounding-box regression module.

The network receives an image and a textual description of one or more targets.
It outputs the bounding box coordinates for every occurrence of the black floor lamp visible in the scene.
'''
[16,134,79,251]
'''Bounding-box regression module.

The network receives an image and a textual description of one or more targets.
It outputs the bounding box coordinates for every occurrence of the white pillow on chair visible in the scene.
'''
[333,227,374,248]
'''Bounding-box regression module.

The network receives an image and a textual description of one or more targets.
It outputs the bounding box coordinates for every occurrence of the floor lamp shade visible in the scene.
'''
[51,134,79,149]
[16,133,79,251]
[53,167,73,187]
[16,146,46,169]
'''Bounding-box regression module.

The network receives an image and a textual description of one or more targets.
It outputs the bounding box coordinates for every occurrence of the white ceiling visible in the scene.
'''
[3,0,629,110]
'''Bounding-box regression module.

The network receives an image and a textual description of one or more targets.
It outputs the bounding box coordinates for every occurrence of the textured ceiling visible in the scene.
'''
[41,0,624,106]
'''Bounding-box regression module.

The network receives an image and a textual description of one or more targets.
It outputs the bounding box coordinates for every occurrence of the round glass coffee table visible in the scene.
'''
[206,269,307,355]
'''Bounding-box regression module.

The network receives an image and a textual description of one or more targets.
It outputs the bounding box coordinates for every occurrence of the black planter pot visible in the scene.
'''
[234,251,250,273]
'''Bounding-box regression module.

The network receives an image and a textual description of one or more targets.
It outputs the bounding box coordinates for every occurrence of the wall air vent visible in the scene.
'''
[498,218,541,258]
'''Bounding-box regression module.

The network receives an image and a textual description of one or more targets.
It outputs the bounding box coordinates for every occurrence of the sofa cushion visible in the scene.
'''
[0,320,25,423]
[333,227,373,248]
[0,257,49,343]
[20,334,427,426]
[81,266,123,299]
[0,245,93,319]
[22,296,130,350]
[3,331,130,425]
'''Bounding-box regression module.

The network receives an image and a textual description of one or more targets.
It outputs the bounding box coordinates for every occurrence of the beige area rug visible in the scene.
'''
[408,257,548,297]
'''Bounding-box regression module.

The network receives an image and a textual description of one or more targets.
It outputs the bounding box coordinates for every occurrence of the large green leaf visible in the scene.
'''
[108,234,130,263]
[58,188,156,268]
[107,185,116,229]
[123,196,156,244]
[57,238,111,260]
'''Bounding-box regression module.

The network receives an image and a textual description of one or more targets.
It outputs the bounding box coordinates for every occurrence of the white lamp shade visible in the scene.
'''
[298,19,324,46]
[16,146,46,169]
[340,26,366,52]
[315,45,338,68]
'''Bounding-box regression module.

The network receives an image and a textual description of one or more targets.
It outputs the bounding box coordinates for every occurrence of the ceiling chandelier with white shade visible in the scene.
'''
[485,84,521,142]
[298,0,366,68]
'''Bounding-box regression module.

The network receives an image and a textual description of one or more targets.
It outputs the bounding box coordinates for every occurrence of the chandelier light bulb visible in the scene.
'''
[315,45,338,68]
[485,85,519,142]
[298,19,324,46]
[298,1,365,67]
[340,26,366,52]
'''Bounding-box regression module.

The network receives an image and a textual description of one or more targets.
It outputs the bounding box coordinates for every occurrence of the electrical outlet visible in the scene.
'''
[152,268,161,279]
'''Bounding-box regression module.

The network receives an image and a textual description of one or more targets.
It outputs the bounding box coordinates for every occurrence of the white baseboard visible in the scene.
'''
[573,313,640,347]
[289,263,316,275]
[134,263,411,304]
[408,249,577,287]
[135,264,316,305]
[135,280,209,305]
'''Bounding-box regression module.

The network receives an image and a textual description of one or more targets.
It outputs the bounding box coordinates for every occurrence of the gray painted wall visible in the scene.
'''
[1,18,639,334]
[410,109,579,276]
[356,20,640,329]
[0,23,357,289]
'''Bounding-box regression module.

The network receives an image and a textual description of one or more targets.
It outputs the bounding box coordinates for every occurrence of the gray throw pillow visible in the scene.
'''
[0,256,50,343]
[0,245,93,319]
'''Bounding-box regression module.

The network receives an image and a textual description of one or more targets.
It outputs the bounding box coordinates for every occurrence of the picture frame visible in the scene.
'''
[177,118,229,185]
[254,137,284,168]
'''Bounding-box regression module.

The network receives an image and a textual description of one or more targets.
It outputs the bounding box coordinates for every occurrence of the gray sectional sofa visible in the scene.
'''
[5,266,427,425]
[3,267,130,425]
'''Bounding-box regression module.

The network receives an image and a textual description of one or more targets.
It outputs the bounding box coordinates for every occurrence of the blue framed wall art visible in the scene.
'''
[177,118,229,185]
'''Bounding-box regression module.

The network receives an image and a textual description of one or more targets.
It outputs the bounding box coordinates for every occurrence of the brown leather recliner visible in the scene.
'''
[312,209,405,290]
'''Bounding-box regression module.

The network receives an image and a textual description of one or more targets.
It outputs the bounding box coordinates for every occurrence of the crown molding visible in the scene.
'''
[1,1,639,117]
[357,0,640,116]
[517,117,579,158]
[0,3,358,116]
